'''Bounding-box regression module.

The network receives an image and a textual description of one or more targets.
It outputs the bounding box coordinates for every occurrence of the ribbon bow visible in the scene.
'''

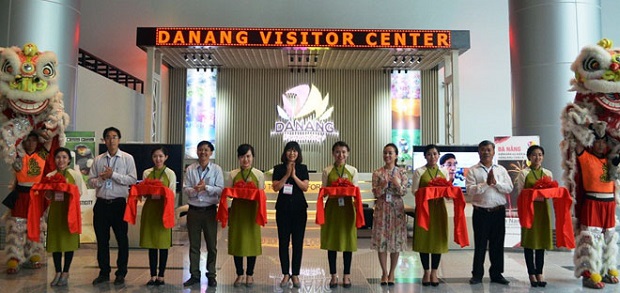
[428,177,451,187]
[532,176,558,189]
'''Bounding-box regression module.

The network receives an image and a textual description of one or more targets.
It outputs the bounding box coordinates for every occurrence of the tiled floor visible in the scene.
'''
[1,220,619,293]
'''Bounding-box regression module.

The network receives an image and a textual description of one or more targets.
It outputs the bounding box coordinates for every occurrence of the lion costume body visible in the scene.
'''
[0,43,69,273]
[561,39,620,289]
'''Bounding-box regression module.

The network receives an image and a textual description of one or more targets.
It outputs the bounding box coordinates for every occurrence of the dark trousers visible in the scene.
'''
[471,206,505,279]
[233,256,257,276]
[524,248,545,275]
[187,206,218,279]
[93,198,129,277]
[328,250,352,275]
[149,249,169,277]
[419,253,442,270]
[52,252,74,273]
[276,209,307,276]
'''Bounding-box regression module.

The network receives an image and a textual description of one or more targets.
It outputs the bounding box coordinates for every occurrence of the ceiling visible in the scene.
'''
[157,47,466,72]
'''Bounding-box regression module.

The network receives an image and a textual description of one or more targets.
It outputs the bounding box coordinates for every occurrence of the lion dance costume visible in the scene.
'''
[0,43,69,273]
[561,39,620,289]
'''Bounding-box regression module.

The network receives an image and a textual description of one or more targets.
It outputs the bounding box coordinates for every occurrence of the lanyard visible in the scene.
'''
[198,165,209,181]
[106,156,118,170]
[150,167,166,181]
[426,166,439,179]
[335,164,346,178]
[387,166,397,188]
[481,164,493,175]
[241,167,252,182]
[531,168,543,180]
[58,168,68,179]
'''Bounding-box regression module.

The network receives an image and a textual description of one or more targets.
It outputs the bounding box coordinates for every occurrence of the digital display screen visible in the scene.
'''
[412,145,479,192]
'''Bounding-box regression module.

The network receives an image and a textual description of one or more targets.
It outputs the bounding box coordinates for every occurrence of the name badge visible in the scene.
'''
[54,192,64,201]
[283,184,293,195]
[385,192,392,203]
[338,197,345,206]
[105,179,113,189]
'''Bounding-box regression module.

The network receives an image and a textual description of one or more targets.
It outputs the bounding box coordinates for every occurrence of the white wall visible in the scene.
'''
[75,67,145,142]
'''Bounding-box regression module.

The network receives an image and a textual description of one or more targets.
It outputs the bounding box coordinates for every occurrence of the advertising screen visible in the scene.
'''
[412,145,479,192]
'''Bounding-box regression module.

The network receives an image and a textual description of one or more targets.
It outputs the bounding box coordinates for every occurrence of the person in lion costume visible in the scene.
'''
[0,43,69,274]
[561,38,620,289]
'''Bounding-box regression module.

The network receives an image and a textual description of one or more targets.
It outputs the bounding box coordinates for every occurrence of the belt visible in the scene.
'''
[474,205,505,212]
[96,197,126,204]
[189,204,217,211]
[586,194,615,202]
[586,192,614,199]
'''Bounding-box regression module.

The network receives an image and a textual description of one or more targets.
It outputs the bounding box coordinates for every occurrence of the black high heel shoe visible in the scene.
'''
[329,276,338,288]
[529,275,538,287]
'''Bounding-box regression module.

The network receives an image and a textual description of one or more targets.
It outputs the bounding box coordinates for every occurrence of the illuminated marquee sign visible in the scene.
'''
[270,84,339,143]
[137,27,462,49]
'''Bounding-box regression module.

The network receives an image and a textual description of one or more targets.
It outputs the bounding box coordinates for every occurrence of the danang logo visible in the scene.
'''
[271,84,339,143]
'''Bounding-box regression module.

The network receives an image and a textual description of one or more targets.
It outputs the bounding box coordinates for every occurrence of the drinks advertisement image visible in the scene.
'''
[64,131,97,243]
[390,72,421,172]
[185,70,217,159]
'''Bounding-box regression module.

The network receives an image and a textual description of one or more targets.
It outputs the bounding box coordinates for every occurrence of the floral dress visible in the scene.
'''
[370,166,408,252]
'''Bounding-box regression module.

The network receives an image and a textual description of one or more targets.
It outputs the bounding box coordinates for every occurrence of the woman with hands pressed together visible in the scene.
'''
[272,141,309,288]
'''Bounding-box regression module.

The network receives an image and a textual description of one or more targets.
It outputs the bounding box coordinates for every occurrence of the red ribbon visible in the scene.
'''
[124,179,176,229]
[414,186,469,247]
[216,181,267,228]
[517,187,575,249]
[27,178,82,242]
[315,179,365,228]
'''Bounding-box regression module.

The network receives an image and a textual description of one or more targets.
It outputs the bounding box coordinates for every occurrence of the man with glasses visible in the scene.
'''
[88,127,137,286]
[182,141,223,287]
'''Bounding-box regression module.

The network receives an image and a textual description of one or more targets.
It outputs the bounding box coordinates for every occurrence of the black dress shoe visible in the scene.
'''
[490,276,510,285]
[183,277,200,287]
[208,277,217,287]
[431,282,439,287]
[537,281,547,287]
[146,279,156,286]
[380,281,387,286]
[469,277,482,284]
[114,276,125,285]
[155,279,165,286]
[92,275,110,285]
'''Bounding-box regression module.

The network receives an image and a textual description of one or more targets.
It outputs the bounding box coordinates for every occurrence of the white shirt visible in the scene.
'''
[183,161,224,207]
[466,162,513,208]
[88,150,137,199]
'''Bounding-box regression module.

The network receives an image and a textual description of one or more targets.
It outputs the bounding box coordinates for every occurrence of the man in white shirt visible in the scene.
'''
[182,141,224,287]
[88,127,137,286]
[466,140,513,285]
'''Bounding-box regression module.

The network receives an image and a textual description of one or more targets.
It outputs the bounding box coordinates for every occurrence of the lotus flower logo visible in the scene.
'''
[276,84,334,121]
[271,84,339,143]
